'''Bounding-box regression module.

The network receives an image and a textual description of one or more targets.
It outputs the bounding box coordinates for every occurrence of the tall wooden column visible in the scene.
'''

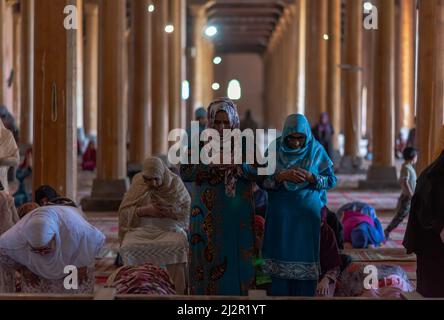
[361,0,398,189]
[83,3,99,138]
[191,5,214,110]
[0,1,13,109]
[341,0,363,172]
[152,0,169,155]
[295,0,307,114]
[33,0,81,200]
[20,0,34,146]
[305,0,328,124]
[168,0,186,132]
[416,0,444,173]
[399,0,416,131]
[12,4,21,128]
[82,0,128,211]
[129,0,152,166]
[327,0,342,152]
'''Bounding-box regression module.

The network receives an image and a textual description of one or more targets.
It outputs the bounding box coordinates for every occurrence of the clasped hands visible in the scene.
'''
[137,204,176,219]
[276,167,316,184]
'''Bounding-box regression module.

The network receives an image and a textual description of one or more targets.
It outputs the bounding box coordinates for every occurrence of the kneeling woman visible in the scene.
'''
[118,157,191,294]
[0,205,105,293]
[251,114,336,296]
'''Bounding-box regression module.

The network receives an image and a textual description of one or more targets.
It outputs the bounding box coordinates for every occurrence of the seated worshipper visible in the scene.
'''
[0,117,19,193]
[118,157,191,295]
[338,202,385,249]
[0,192,19,236]
[403,150,444,298]
[81,140,96,171]
[336,264,414,298]
[243,114,337,297]
[106,263,176,295]
[0,205,105,294]
[34,185,77,208]
[317,209,341,297]
[13,147,33,207]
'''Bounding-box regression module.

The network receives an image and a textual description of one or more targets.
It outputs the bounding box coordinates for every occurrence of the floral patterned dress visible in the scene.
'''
[181,164,256,296]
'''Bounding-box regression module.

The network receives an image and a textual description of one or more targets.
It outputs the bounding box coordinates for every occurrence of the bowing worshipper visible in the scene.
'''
[403,150,444,298]
[243,114,336,297]
[34,185,77,208]
[180,98,256,296]
[118,157,191,295]
[106,263,176,295]
[17,202,40,219]
[0,118,19,193]
[0,204,105,294]
[339,202,385,249]
[317,209,341,297]
[0,192,19,236]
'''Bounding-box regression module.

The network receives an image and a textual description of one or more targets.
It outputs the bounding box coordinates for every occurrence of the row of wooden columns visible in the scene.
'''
[263,0,444,186]
[0,0,186,206]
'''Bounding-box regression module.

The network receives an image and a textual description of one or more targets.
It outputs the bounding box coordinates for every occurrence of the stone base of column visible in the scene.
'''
[358,165,400,190]
[80,178,129,212]
[336,155,366,174]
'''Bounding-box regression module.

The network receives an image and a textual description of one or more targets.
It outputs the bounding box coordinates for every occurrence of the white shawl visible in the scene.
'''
[0,206,105,280]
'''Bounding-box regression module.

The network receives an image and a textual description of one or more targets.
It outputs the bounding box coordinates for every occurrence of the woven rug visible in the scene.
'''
[344,248,416,262]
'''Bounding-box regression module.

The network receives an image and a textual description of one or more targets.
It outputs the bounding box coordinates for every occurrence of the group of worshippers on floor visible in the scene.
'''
[0,99,443,298]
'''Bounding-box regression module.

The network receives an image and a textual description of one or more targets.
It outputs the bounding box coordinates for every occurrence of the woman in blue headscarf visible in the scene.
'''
[244,114,336,296]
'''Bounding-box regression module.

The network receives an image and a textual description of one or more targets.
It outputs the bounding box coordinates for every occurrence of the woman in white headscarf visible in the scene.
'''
[118,157,191,294]
[0,205,105,294]
[0,118,19,192]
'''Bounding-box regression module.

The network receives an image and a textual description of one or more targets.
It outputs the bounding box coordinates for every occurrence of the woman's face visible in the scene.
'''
[30,235,56,256]
[143,175,161,188]
[213,111,231,135]
[286,133,306,150]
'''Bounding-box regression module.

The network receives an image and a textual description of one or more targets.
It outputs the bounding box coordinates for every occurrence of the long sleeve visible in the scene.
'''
[312,165,337,191]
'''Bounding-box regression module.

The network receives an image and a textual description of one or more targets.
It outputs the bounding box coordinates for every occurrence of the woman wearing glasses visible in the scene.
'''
[0,204,105,293]
[244,114,336,297]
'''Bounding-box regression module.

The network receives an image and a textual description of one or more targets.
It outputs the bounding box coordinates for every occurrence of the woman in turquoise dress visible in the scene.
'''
[244,114,336,296]
[180,98,256,296]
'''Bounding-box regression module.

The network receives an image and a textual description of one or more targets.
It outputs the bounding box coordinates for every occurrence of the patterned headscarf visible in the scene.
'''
[207,97,240,130]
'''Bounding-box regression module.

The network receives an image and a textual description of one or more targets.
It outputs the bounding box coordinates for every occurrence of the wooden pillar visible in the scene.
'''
[0,1,14,109]
[168,0,186,132]
[361,0,398,188]
[416,0,444,173]
[83,3,98,138]
[327,0,342,152]
[342,0,363,166]
[33,0,81,200]
[399,0,416,131]
[363,25,376,142]
[191,5,214,110]
[295,0,307,114]
[151,0,169,155]
[12,3,21,129]
[81,0,129,211]
[20,0,34,146]
[305,0,328,124]
[128,0,152,165]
